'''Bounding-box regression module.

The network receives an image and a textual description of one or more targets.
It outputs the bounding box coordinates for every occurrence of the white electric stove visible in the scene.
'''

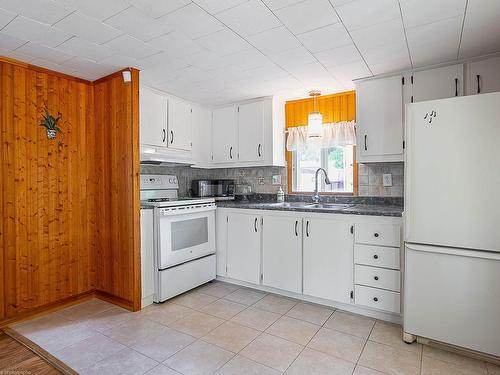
[140,175,216,306]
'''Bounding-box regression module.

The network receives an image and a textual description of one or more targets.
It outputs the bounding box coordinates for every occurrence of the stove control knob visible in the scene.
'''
[168,178,174,184]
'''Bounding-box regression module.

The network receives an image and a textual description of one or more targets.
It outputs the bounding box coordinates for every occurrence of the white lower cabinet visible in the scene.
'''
[226,212,261,284]
[303,217,354,304]
[262,214,302,293]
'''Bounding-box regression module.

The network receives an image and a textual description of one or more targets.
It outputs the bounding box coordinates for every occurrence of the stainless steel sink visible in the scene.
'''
[304,203,353,210]
[267,202,310,208]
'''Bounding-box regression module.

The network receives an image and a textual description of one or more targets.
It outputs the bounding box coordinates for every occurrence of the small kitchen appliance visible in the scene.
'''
[191,179,235,200]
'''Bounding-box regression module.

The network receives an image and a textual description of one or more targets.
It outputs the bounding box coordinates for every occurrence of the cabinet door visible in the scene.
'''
[192,106,213,167]
[168,98,192,151]
[140,87,167,147]
[262,215,302,293]
[468,57,500,95]
[238,101,265,162]
[227,212,261,284]
[303,217,353,303]
[356,75,404,162]
[412,64,464,102]
[212,106,238,163]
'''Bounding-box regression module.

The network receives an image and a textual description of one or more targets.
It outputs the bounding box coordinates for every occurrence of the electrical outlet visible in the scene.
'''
[258,177,265,185]
[383,173,393,187]
[271,175,281,185]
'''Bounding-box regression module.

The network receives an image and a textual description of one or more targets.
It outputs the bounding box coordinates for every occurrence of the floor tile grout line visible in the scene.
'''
[352,318,376,373]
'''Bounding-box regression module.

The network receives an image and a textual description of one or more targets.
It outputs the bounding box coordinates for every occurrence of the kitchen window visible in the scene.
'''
[292,144,355,193]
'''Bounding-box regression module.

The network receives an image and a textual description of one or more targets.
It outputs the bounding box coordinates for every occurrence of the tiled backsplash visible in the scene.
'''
[358,162,404,197]
[140,165,287,197]
[141,162,404,198]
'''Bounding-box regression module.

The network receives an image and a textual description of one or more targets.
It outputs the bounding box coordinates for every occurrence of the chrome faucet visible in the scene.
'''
[313,168,331,203]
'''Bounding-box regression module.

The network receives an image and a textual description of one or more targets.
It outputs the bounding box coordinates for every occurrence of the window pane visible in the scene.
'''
[325,145,354,193]
[293,145,321,192]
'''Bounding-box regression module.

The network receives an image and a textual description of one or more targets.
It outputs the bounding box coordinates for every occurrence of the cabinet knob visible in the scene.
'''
[373,254,379,259]
[374,276,379,281]
[374,232,379,238]
[373,297,378,302]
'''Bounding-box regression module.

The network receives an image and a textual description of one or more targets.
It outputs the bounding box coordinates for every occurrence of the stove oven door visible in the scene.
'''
[156,204,216,269]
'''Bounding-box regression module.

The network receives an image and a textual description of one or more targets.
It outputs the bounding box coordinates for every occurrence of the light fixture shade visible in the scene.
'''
[308,111,323,138]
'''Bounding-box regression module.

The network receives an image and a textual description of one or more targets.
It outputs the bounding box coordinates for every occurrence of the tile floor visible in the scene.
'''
[10,281,500,375]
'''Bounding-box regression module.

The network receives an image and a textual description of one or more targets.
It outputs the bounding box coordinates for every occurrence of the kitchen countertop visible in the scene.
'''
[217,200,403,217]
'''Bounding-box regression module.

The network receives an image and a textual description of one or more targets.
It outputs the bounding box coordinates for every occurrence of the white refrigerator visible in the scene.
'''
[404,92,500,357]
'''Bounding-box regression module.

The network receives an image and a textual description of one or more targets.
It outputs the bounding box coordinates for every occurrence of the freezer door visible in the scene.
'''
[405,92,500,252]
[404,244,500,357]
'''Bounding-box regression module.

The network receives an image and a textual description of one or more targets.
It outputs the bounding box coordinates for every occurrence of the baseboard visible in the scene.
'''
[217,276,402,325]
[3,327,78,375]
[94,290,135,311]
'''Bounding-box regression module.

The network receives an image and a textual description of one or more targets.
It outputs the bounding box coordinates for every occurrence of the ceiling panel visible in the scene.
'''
[0,32,26,49]
[297,22,351,53]
[275,0,340,35]
[196,29,251,56]
[0,6,15,27]
[193,0,249,14]
[104,34,160,60]
[216,0,280,36]
[361,39,409,66]
[56,0,129,20]
[157,3,225,39]
[0,0,72,25]
[17,41,73,63]
[223,48,273,70]
[2,15,72,47]
[125,0,191,19]
[262,0,304,11]
[246,26,300,54]
[400,0,467,29]
[314,43,362,68]
[268,46,316,70]
[350,17,405,52]
[57,36,116,62]
[54,11,122,44]
[336,0,400,31]
[406,16,462,67]
[147,31,204,57]
[105,6,174,42]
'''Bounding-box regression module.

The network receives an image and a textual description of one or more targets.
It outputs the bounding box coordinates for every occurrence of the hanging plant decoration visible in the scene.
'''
[40,106,62,140]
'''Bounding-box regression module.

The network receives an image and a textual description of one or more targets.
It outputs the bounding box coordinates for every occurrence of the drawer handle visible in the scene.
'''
[374,276,379,281]
[373,297,379,302]
[374,233,379,238]
[373,254,379,259]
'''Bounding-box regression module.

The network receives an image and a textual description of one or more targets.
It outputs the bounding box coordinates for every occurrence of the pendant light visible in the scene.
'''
[307,90,323,138]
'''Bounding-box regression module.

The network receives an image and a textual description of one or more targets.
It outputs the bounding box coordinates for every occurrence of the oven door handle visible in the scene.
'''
[157,204,216,216]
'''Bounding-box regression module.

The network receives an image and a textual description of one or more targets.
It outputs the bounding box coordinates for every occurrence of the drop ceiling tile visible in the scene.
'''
[246,26,300,54]
[262,0,303,10]
[458,0,500,58]
[99,54,139,68]
[0,32,26,50]
[350,17,405,52]
[401,0,466,29]
[157,3,224,39]
[336,0,400,31]
[286,61,335,83]
[57,36,115,61]
[224,49,273,70]
[0,46,35,62]
[2,15,72,47]
[54,11,123,44]
[29,57,79,75]
[105,6,174,41]
[137,51,189,71]
[147,31,204,57]
[369,57,412,75]
[314,43,361,67]
[196,29,250,56]
[243,63,289,81]
[55,0,129,20]
[16,41,73,63]
[360,39,409,66]
[0,7,16,28]
[104,34,160,59]
[275,0,339,34]
[62,56,117,76]
[125,0,191,18]
[268,46,316,69]
[193,0,248,14]
[328,59,371,82]
[0,0,73,25]
[216,0,280,36]
[406,16,462,67]
[297,22,351,53]
[184,50,229,70]
[173,66,214,84]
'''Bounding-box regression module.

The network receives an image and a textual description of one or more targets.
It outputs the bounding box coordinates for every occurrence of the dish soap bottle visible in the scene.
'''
[277,187,285,203]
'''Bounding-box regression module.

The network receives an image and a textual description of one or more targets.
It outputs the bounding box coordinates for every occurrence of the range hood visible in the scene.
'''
[140,146,195,165]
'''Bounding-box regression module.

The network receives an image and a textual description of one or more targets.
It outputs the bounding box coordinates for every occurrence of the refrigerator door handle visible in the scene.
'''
[405,243,500,261]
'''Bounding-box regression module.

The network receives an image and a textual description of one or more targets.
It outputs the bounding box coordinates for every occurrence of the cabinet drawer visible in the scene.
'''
[355,223,400,247]
[355,285,400,314]
[355,265,400,292]
[354,244,400,269]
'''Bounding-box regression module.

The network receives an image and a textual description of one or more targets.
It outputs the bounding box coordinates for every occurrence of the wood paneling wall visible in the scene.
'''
[0,58,141,322]
[93,70,141,310]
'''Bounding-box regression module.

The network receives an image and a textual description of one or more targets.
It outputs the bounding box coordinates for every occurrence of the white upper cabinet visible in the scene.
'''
[303,217,354,304]
[238,101,265,162]
[467,56,500,95]
[212,106,238,164]
[191,106,213,168]
[262,214,302,293]
[356,75,404,163]
[168,98,192,151]
[412,64,464,102]
[140,86,168,147]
